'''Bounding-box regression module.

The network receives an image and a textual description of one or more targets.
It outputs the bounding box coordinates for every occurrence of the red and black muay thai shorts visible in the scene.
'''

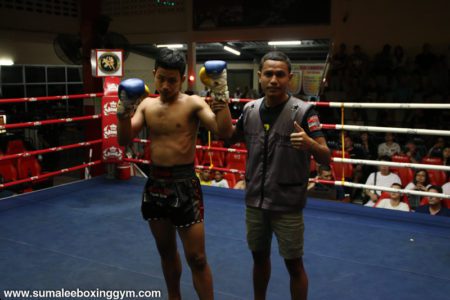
[142,164,204,228]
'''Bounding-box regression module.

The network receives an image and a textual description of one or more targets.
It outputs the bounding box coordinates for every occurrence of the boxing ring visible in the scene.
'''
[1,177,450,300]
[1,87,450,300]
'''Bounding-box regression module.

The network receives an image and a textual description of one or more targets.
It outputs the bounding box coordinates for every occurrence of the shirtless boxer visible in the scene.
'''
[117,48,233,300]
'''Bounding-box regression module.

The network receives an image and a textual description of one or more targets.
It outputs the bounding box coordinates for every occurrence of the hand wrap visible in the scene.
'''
[199,60,229,103]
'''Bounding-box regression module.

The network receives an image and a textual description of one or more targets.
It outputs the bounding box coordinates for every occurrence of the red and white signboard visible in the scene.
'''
[102,76,124,162]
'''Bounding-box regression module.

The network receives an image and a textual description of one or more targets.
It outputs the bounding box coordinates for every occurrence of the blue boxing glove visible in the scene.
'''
[117,78,149,120]
[199,60,229,103]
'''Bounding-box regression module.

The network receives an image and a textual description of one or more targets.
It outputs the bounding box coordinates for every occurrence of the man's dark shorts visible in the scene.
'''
[142,164,204,228]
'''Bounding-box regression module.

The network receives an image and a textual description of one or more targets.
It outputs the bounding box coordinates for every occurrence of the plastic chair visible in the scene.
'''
[0,159,18,182]
[392,168,414,187]
[390,154,411,173]
[421,156,443,165]
[330,151,353,180]
[391,154,411,163]
[17,156,42,179]
[230,142,247,150]
[6,139,26,155]
[222,172,237,188]
[331,150,350,158]
[330,162,353,181]
[210,140,224,147]
[225,152,247,171]
[427,170,447,186]
[17,156,47,192]
[201,150,224,167]
[5,139,27,169]
[210,140,225,162]
[195,139,204,164]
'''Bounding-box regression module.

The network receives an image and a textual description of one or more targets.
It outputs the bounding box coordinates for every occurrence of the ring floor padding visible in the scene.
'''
[1,177,449,299]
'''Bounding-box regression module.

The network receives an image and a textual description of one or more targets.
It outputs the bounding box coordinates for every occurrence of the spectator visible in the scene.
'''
[197,168,212,185]
[404,109,428,129]
[344,135,365,199]
[375,183,410,212]
[427,137,446,158]
[329,43,348,91]
[234,180,245,189]
[348,109,366,125]
[344,135,365,159]
[373,44,393,76]
[403,139,424,163]
[233,87,242,99]
[415,185,450,216]
[378,132,401,158]
[372,44,393,95]
[364,156,402,206]
[358,131,378,183]
[404,169,431,210]
[234,173,246,190]
[210,170,229,188]
[307,164,345,201]
[442,181,450,195]
[392,45,408,72]
[347,45,370,79]
[415,43,437,74]
[359,132,378,161]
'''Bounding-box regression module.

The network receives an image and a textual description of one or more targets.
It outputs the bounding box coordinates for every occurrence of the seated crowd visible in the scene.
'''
[194,131,449,217]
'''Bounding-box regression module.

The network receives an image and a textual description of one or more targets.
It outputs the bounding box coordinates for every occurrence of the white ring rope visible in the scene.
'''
[335,181,450,200]
[325,124,450,136]
[132,98,450,201]
[311,179,450,199]
[320,102,450,109]
[332,157,450,171]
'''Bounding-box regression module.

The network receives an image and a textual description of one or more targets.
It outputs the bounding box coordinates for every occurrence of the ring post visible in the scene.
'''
[91,49,126,179]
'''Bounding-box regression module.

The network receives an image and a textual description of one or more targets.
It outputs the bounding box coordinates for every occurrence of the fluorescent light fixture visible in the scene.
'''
[156,44,184,49]
[268,41,302,46]
[223,45,241,56]
[0,58,14,65]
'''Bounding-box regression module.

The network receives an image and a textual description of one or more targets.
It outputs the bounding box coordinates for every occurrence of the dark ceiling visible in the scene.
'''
[131,39,331,63]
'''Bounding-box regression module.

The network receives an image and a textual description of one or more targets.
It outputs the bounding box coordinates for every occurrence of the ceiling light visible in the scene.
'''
[223,46,241,56]
[156,44,184,49]
[0,58,14,65]
[268,41,302,46]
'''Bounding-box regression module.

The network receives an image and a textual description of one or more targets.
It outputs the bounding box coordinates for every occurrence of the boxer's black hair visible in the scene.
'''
[155,48,186,76]
[259,51,292,73]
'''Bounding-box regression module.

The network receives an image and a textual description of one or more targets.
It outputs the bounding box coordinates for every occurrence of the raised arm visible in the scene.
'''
[195,96,233,139]
[196,60,234,139]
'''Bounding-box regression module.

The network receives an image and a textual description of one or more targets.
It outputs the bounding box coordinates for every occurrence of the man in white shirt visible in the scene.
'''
[364,156,402,206]
[210,170,229,188]
[375,183,410,211]
[377,132,401,158]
